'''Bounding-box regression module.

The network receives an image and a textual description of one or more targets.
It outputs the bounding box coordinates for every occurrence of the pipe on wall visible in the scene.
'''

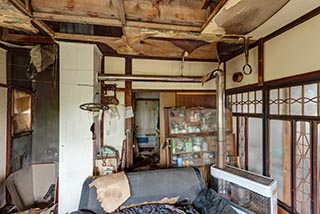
[212,69,226,169]
[97,74,202,83]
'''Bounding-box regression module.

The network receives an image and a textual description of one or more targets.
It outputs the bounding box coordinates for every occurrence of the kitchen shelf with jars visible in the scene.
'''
[165,106,231,168]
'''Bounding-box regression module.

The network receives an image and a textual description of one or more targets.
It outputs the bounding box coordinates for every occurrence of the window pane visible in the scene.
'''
[237,93,242,113]
[270,120,291,206]
[279,87,290,115]
[304,84,317,116]
[249,91,255,113]
[295,121,311,214]
[248,118,262,174]
[270,89,278,115]
[256,90,262,113]
[242,92,248,113]
[232,94,237,113]
[291,86,302,115]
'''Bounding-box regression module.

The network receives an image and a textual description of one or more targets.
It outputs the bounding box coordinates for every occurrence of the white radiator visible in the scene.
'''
[211,165,277,214]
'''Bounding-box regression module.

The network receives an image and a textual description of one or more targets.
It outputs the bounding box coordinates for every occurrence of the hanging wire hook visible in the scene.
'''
[243,37,252,75]
[180,51,189,76]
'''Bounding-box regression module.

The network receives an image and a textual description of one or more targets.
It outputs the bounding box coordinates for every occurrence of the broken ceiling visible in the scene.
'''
[0,0,290,61]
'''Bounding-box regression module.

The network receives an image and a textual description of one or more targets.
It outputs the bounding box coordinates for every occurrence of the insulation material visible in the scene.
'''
[30,44,58,73]
[89,172,130,213]
[12,90,32,134]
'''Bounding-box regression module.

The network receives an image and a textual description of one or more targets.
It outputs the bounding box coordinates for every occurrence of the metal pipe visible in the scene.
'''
[98,74,202,83]
[211,69,227,195]
[213,69,226,169]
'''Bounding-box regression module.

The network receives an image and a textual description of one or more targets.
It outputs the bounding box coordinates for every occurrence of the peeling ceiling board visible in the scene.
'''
[1,0,311,61]
[31,0,211,28]
[0,0,38,33]
[202,0,290,35]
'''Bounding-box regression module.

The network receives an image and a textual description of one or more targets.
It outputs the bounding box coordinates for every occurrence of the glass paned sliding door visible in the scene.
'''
[270,120,291,206]
[248,118,263,174]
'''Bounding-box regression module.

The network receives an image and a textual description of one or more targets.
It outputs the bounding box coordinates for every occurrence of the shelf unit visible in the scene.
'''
[165,106,218,168]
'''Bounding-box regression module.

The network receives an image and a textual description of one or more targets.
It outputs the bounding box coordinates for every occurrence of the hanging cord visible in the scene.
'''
[180,51,189,76]
[242,37,253,75]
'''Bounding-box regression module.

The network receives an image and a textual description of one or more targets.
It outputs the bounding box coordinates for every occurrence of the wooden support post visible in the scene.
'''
[124,57,133,168]
[258,38,264,85]
[159,93,176,168]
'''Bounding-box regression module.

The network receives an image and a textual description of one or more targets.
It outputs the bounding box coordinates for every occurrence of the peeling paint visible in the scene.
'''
[224,0,242,10]
[201,20,226,36]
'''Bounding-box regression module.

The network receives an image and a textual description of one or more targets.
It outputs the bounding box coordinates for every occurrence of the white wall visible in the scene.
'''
[0,47,7,208]
[264,14,320,81]
[226,47,259,89]
[104,57,218,90]
[226,13,320,87]
[59,42,100,213]
[132,59,217,90]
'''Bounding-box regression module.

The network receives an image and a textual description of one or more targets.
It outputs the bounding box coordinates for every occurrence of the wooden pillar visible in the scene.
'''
[159,92,176,168]
[125,57,133,168]
[258,38,264,86]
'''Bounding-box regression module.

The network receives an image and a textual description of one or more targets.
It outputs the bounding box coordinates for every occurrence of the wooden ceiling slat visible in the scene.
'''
[126,21,201,32]
[33,12,122,27]
[31,0,120,19]
[124,0,206,26]
[31,0,207,27]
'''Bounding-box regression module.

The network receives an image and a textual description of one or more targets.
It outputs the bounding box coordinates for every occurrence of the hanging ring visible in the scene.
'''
[243,63,252,75]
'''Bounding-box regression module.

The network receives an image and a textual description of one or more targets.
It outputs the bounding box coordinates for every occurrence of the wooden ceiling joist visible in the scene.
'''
[118,0,127,38]
[33,12,122,27]
[126,21,201,32]
[6,33,54,44]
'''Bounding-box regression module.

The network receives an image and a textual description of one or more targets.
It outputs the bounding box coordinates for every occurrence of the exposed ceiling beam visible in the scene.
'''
[33,12,121,27]
[118,0,127,38]
[31,19,55,37]
[118,0,126,26]
[126,21,201,32]
[25,0,31,11]
[5,33,54,44]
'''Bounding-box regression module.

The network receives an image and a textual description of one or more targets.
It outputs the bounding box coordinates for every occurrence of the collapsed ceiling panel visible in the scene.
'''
[202,0,290,36]
[0,0,303,61]
[0,0,38,33]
